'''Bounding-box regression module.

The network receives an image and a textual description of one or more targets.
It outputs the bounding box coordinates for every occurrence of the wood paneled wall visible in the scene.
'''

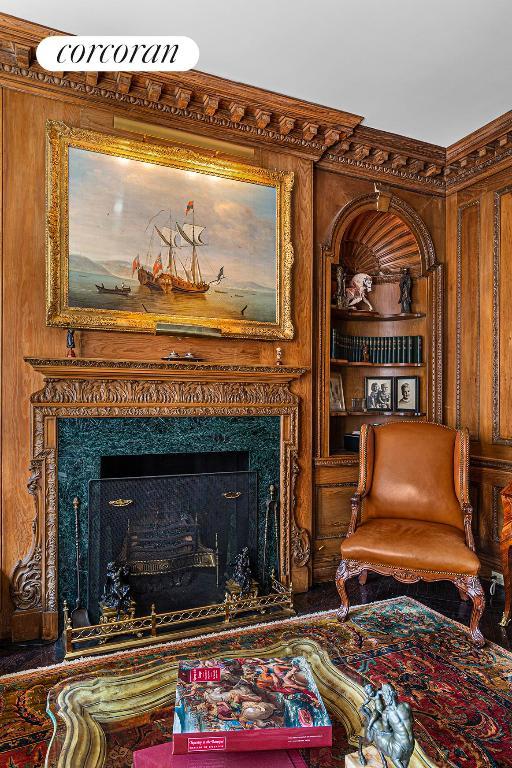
[1,14,510,636]
[0,87,315,637]
[445,161,512,574]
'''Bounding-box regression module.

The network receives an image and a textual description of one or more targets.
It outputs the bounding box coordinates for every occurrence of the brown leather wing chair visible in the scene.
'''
[336,421,485,646]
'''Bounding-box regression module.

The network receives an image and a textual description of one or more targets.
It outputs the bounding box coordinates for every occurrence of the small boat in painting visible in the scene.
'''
[96,283,131,295]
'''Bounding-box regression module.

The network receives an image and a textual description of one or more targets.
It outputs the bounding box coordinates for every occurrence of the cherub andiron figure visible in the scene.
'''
[100,561,132,620]
[230,546,253,596]
[358,682,414,768]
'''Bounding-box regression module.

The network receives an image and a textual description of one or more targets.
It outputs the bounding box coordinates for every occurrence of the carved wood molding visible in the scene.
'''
[290,449,310,568]
[17,359,308,630]
[455,199,480,437]
[446,111,512,191]
[0,15,361,161]
[320,125,447,193]
[1,16,511,190]
[9,460,43,611]
[471,455,512,472]
[492,185,512,445]
[31,379,299,408]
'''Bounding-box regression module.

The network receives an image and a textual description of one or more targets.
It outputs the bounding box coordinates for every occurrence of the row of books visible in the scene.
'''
[331,332,423,364]
[134,656,332,766]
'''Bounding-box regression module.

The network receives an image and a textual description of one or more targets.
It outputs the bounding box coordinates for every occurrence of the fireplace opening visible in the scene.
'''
[87,450,268,624]
[100,450,249,479]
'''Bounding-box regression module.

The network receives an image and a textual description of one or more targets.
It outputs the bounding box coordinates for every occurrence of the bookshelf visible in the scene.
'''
[313,191,443,581]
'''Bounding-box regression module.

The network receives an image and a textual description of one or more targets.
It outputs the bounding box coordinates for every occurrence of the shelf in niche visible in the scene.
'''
[330,410,348,417]
[341,410,427,417]
[330,359,424,368]
[331,307,425,321]
[332,448,359,458]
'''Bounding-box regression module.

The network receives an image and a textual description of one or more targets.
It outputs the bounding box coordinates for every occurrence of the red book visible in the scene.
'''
[172,657,332,755]
[133,743,308,767]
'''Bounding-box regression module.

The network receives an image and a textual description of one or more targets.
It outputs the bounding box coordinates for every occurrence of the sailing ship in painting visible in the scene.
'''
[134,201,224,295]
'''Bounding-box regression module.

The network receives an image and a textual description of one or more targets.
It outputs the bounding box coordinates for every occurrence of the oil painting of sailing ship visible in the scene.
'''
[63,141,289,335]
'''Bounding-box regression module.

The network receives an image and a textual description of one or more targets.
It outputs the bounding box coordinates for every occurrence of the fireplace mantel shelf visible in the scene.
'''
[25,357,308,383]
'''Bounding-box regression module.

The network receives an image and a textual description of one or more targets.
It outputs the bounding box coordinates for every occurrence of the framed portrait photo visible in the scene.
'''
[365,376,393,411]
[394,376,420,412]
[330,372,346,412]
[45,121,294,338]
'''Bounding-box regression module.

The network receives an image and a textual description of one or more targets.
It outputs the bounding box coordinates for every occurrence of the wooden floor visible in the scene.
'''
[0,575,510,675]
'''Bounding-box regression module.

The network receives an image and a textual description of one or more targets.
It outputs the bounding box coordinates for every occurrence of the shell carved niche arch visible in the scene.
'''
[324,190,437,278]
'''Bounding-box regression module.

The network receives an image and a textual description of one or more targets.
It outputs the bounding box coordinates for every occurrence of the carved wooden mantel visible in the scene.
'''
[11,357,309,641]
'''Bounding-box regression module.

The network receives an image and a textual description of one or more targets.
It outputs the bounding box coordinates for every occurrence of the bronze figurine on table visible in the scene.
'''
[358,681,415,768]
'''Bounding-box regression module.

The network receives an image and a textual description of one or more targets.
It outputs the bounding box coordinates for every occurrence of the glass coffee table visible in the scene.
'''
[45,637,436,767]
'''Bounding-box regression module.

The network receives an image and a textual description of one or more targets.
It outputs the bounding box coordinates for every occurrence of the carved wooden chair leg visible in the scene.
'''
[457,585,469,601]
[335,560,350,622]
[358,569,368,586]
[457,575,486,647]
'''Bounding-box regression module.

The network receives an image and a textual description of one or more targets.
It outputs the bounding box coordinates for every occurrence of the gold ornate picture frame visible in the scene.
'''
[46,121,294,338]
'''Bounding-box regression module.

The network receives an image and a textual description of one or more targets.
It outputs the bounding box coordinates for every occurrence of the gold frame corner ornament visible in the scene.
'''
[45,120,295,339]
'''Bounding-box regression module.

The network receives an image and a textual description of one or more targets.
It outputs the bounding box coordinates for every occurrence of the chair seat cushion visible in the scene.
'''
[340,518,480,575]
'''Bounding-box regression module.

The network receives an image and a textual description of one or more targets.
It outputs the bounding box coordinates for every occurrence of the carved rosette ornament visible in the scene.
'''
[10,461,43,611]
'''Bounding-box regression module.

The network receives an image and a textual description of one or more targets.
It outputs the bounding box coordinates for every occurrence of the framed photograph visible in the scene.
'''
[394,376,420,412]
[365,376,393,411]
[46,121,294,338]
[330,372,346,412]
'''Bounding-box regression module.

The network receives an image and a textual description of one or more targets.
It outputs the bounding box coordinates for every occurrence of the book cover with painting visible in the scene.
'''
[172,657,332,754]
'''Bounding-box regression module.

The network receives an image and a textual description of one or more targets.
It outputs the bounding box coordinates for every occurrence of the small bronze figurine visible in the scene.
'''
[66,328,76,358]
[398,268,412,314]
[100,561,132,620]
[229,547,253,596]
[275,347,283,366]
[358,681,415,768]
[335,264,349,309]
[361,341,370,363]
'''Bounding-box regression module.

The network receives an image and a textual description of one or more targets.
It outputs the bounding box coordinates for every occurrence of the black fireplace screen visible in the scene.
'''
[87,471,258,623]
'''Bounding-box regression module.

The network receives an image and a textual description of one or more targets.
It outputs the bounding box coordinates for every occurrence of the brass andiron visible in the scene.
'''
[99,561,136,624]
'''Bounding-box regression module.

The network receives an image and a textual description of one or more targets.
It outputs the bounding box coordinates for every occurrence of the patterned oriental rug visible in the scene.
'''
[0,597,511,768]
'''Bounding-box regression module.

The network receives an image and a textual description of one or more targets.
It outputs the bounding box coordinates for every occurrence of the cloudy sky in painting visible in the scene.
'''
[68,148,277,288]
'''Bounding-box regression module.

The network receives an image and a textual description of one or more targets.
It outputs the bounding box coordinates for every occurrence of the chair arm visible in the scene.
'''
[347,492,362,537]
[462,501,476,551]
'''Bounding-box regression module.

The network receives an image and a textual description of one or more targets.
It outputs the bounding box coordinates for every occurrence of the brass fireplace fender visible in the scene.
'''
[11,358,309,641]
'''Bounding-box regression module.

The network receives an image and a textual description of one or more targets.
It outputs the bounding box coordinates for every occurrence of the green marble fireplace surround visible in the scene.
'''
[57,415,281,617]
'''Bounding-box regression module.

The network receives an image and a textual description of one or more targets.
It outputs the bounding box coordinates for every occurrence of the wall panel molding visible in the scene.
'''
[456,199,480,438]
[492,185,512,444]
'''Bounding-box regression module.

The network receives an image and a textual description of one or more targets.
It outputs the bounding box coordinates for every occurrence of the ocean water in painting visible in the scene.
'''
[68,148,278,323]
[68,269,275,321]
